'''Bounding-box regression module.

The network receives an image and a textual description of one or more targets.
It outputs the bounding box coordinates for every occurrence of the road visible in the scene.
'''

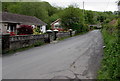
[2,30,103,79]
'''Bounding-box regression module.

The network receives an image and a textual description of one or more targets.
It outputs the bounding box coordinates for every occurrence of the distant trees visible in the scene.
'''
[97,15,106,23]
[2,2,117,32]
[118,0,120,6]
[85,11,97,24]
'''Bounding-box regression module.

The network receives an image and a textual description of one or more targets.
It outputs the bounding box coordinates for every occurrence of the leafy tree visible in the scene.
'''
[104,11,113,15]
[97,14,106,23]
[85,10,97,24]
[2,2,55,23]
[60,5,83,31]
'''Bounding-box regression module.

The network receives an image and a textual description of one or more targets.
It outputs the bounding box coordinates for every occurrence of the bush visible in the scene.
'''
[17,25,33,35]
[33,27,42,35]
[97,23,120,80]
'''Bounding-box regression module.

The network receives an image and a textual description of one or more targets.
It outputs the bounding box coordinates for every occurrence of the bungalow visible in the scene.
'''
[0,12,47,34]
[50,19,64,31]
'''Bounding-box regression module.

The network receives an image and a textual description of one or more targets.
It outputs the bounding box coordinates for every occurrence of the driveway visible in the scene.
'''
[2,30,103,79]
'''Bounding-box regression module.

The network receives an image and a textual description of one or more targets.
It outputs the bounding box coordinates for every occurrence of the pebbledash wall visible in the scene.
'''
[2,32,75,54]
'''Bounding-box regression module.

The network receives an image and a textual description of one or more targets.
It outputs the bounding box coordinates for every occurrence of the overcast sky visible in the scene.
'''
[41,0,118,12]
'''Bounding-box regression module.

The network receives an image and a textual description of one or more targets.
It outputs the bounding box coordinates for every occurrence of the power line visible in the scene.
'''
[105,0,111,11]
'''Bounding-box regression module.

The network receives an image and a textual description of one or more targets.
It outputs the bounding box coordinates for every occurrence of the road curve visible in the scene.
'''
[2,30,103,79]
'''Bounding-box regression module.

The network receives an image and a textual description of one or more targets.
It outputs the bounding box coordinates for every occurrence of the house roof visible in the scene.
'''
[50,19,61,25]
[0,12,47,25]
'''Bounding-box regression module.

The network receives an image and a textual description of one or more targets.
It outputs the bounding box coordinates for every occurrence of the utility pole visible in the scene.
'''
[83,1,84,12]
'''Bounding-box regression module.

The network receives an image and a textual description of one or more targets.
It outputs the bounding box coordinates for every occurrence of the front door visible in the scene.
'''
[7,23,17,33]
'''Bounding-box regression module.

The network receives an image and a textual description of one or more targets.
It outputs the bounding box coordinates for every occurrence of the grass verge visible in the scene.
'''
[58,31,88,41]
[58,36,70,41]
[97,28,120,80]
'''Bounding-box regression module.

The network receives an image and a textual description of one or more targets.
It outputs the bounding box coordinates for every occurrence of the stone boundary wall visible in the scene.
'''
[57,32,70,38]
[1,31,75,54]
[10,34,45,50]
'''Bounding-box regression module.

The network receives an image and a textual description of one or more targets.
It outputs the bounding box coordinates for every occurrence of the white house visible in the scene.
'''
[32,25,46,33]
[0,12,47,34]
[50,19,64,31]
[40,25,46,33]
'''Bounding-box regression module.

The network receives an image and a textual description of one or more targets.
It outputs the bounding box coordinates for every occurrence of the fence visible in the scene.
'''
[2,31,75,54]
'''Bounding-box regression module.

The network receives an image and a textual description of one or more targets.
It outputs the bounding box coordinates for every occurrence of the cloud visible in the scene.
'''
[41,0,118,11]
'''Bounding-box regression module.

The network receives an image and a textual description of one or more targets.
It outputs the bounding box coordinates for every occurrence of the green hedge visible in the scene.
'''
[97,26,120,80]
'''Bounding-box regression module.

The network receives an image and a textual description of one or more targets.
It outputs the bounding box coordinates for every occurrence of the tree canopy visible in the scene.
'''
[2,2,117,32]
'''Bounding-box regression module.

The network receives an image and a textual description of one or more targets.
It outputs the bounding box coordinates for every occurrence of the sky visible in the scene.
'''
[41,0,118,12]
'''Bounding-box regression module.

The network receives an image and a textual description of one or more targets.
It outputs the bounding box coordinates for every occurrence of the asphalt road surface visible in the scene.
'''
[2,30,103,79]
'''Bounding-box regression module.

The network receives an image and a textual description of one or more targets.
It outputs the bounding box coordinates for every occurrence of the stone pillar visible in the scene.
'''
[46,30,53,43]
[53,29,58,41]
[2,34,10,54]
[69,29,73,37]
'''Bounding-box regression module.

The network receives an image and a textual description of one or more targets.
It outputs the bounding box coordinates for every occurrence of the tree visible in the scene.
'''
[85,10,97,24]
[60,6,83,31]
[2,2,56,23]
[2,2,117,32]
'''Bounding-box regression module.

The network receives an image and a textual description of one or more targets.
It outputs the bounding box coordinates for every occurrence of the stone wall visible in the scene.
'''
[9,34,45,50]
[57,32,70,38]
[2,31,75,54]
[2,34,10,53]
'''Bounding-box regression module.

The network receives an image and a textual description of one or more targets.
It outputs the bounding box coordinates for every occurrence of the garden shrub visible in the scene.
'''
[33,27,42,35]
[17,25,33,35]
